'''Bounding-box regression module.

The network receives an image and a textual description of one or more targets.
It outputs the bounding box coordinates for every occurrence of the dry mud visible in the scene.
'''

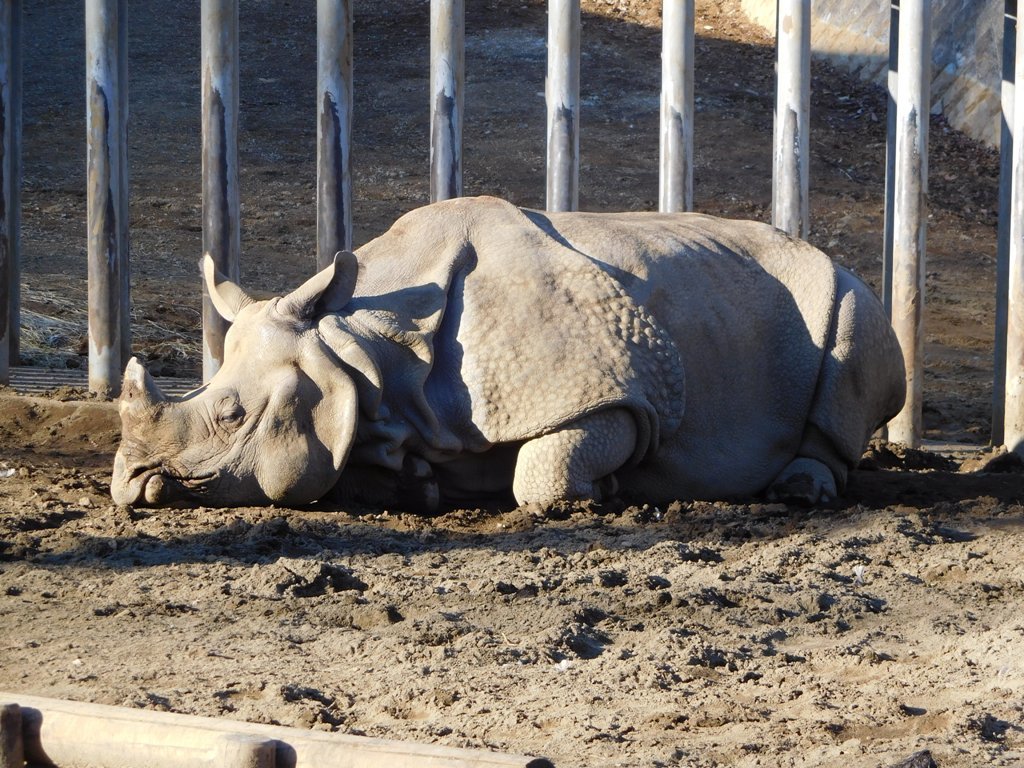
[1,1,1022,766]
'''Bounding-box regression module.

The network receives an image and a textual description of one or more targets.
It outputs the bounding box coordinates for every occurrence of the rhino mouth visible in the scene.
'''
[113,459,219,507]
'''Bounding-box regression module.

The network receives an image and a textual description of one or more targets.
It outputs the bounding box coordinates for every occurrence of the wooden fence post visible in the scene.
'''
[887,0,931,447]
[0,703,24,768]
[430,0,464,203]
[659,0,694,213]
[86,0,129,397]
[317,0,353,270]
[201,0,240,382]
[546,0,580,212]
[772,0,810,238]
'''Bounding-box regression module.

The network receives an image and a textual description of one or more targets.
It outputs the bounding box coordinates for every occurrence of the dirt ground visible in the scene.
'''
[1,1,1022,766]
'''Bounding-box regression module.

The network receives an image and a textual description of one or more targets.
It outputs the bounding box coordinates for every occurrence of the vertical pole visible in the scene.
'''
[117,0,130,367]
[0,0,19,385]
[201,0,239,382]
[86,0,128,397]
[546,0,580,212]
[0,703,24,768]
[883,0,900,318]
[994,0,1016,446]
[887,0,931,447]
[317,0,353,270]
[1005,1,1024,453]
[772,0,810,238]
[659,0,694,213]
[429,0,464,203]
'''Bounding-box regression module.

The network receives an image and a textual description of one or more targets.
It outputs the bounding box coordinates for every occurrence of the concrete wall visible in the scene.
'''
[740,0,1004,147]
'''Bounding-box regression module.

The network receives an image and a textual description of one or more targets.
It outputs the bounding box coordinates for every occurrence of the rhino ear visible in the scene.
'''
[278,251,358,322]
[202,253,255,323]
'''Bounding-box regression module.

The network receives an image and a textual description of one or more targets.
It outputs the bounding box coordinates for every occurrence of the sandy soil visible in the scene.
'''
[1,1,1022,766]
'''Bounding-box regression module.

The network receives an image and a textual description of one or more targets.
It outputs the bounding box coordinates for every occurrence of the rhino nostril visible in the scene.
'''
[144,475,168,505]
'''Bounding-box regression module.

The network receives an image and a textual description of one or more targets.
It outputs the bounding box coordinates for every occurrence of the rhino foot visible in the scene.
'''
[512,409,636,506]
[767,458,837,505]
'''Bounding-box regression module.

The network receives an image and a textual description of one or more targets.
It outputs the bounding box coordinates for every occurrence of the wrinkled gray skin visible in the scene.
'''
[111,197,905,510]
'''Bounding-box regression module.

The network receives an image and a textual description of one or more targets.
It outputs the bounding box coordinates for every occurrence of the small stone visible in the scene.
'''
[890,750,937,768]
[78,496,94,508]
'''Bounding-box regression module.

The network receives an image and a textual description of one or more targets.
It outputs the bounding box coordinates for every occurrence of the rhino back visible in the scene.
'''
[348,198,841,497]
[508,208,841,497]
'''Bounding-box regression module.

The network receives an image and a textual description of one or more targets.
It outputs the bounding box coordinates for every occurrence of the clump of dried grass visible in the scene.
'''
[17,284,202,375]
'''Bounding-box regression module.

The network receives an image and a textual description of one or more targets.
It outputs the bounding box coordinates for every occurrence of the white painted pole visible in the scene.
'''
[772,0,810,238]
[546,0,580,212]
[887,0,931,447]
[0,0,19,386]
[201,0,240,382]
[993,0,1016,446]
[882,0,899,318]
[659,0,694,213]
[430,0,464,203]
[317,0,353,270]
[86,0,128,397]
[1005,0,1024,453]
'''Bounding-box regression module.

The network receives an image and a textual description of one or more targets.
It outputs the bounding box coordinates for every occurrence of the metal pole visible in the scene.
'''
[1005,0,1024,453]
[86,0,128,397]
[0,0,19,385]
[546,0,580,212]
[659,0,694,213]
[117,0,130,368]
[882,0,899,318]
[772,0,810,238]
[887,0,931,447]
[994,0,1016,446]
[201,0,239,382]
[317,0,353,270]
[429,0,463,203]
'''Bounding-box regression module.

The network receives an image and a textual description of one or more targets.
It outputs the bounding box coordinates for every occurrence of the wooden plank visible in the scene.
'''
[0,703,24,768]
[4,692,551,768]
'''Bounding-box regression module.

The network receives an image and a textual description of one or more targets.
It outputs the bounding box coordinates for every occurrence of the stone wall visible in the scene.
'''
[739,0,1004,147]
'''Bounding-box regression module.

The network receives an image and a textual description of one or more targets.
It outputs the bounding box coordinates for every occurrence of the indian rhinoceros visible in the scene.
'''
[111,196,905,510]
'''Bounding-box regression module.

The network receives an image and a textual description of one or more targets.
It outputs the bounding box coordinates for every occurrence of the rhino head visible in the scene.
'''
[110,253,361,507]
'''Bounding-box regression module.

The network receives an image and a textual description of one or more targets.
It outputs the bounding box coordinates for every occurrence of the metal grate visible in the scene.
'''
[7,367,201,398]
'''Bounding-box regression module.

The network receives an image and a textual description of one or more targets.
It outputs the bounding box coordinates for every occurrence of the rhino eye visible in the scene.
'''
[217,402,245,429]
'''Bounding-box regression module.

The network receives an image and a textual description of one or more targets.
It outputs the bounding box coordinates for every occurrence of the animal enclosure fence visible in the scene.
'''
[0,0,1018,456]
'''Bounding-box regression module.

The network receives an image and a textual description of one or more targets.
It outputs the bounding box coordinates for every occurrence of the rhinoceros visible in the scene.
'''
[111,196,905,510]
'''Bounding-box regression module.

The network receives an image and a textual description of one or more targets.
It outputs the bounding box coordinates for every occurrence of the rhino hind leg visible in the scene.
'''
[768,420,849,505]
[512,409,637,506]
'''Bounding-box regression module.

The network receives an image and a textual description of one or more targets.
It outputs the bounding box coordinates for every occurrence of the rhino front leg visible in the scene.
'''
[512,409,637,506]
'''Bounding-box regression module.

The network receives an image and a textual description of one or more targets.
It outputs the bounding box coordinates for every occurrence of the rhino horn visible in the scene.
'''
[121,356,167,407]
[277,250,358,322]
[202,253,255,323]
